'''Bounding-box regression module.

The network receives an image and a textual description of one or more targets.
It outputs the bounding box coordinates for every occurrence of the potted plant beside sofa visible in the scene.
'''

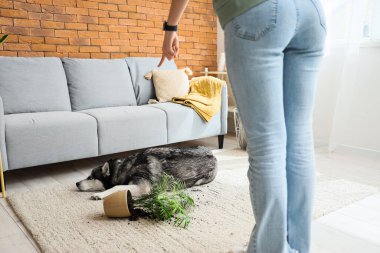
[0,35,7,45]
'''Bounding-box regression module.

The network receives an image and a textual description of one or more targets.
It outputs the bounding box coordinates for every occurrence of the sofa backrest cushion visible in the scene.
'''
[0,57,71,114]
[125,57,177,105]
[62,58,137,111]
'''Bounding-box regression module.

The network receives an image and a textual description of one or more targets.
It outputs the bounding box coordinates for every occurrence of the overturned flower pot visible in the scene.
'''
[103,190,133,218]
[102,173,195,228]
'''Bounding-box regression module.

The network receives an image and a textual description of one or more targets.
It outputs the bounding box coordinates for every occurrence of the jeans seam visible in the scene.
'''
[248,166,258,253]
[294,1,300,33]
[252,179,257,252]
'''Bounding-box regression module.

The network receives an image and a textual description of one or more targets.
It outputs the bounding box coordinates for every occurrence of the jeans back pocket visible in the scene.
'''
[232,0,278,41]
[310,0,327,32]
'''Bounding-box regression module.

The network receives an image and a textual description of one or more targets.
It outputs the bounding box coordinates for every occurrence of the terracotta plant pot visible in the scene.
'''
[103,190,133,218]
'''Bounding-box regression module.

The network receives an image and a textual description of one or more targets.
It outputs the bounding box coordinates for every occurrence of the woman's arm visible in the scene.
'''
[158,0,189,67]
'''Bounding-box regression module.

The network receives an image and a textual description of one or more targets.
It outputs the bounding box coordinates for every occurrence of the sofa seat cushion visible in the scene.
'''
[5,111,98,170]
[62,58,137,111]
[125,57,177,105]
[0,57,71,114]
[148,103,222,144]
[80,106,167,155]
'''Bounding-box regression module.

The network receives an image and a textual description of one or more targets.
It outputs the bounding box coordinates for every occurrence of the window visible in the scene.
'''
[363,0,380,41]
[323,0,380,45]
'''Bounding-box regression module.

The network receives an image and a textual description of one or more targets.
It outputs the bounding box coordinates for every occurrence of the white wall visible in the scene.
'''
[217,20,224,71]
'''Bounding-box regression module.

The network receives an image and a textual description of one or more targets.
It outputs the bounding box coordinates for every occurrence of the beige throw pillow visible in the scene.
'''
[145,68,192,102]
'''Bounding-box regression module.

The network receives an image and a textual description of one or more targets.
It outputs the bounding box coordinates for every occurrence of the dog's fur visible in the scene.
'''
[76,146,217,200]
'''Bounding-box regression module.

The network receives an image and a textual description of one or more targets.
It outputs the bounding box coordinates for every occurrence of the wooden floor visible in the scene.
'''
[0,134,379,253]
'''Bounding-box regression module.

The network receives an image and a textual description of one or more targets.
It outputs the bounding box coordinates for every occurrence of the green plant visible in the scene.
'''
[132,173,195,228]
[0,35,8,44]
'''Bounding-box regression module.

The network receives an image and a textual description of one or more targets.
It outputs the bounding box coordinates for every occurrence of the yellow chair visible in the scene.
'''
[0,155,6,198]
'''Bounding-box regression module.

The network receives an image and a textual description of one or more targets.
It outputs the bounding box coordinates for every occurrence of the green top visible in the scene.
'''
[213,0,268,28]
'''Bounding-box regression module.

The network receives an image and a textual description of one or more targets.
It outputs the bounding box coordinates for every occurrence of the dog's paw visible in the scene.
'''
[90,193,103,200]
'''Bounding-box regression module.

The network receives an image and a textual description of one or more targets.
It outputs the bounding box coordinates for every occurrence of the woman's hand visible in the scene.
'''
[158,31,179,67]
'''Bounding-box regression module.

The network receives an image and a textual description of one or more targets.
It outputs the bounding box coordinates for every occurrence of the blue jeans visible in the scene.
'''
[224,0,326,252]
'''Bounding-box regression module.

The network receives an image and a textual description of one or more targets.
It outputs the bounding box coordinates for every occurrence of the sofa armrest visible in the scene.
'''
[0,96,8,171]
[220,81,228,135]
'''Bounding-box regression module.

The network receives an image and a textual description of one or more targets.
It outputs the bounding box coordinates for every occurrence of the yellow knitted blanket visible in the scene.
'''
[172,76,224,122]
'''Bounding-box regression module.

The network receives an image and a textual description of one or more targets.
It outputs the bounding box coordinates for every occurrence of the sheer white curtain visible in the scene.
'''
[322,0,370,152]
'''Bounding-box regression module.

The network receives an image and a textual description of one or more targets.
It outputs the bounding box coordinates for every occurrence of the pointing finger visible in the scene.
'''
[158,55,165,67]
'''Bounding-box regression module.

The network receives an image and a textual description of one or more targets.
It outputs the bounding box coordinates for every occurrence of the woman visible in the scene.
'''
[159,0,326,252]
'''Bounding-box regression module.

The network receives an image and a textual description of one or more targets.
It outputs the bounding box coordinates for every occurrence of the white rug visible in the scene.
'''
[7,149,378,253]
[213,149,379,218]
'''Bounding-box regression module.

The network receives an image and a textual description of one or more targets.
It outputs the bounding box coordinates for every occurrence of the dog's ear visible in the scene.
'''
[102,162,110,177]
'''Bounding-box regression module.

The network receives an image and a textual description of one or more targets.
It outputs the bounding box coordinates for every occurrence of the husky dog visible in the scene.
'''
[76,146,217,200]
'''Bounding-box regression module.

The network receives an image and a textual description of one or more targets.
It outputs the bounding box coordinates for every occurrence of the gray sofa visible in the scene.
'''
[0,56,227,172]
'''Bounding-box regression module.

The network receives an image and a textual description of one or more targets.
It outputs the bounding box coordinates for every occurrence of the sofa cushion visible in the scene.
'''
[0,57,71,114]
[62,58,137,111]
[148,102,222,144]
[125,57,177,105]
[5,111,98,170]
[80,106,167,155]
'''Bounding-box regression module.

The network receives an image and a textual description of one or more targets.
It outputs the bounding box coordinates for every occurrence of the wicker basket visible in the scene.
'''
[233,108,247,150]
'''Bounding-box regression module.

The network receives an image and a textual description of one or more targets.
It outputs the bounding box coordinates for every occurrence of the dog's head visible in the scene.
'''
[76,162,111,192]
[76,156,137,191]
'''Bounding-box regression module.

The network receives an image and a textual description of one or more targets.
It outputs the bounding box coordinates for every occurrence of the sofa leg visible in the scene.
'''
[218,135,224,149]
[0,165,6,199]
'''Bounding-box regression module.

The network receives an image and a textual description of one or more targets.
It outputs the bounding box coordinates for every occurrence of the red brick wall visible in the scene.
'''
[0,0,217,72]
